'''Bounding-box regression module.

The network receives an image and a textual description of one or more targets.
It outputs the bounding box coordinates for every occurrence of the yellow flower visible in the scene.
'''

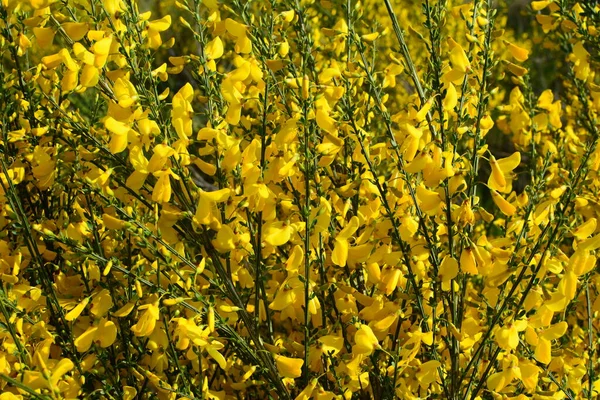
[332,216,360,266]
[443,82,457,111]
[496,319,528,350]
[33,26,55,47]
[569,41,590,81]
[194,188,231,228]
[105,117,133,154]
[573,218,597,240]
[74,318,117,352]
[65,297,90,321]
[131,301,160,337]
[146,15,171,49]
[438,256,459,290]
[460,247,478,274]
[534,321,567,364]
[274,355,303,378]
[225,18,252,54]
[491,189,516,216]
[488,152,520,193]
[504,40,529,62]
[416,185,442,216]
[352,324,380,355]
[152,168,179,203]
[113,77,138,108]
[295,378,318,400]
[415,360,441,389]
[205,36,224,60]
[22,358,74,392]
[62,22,89,41]
[213,224,237,252]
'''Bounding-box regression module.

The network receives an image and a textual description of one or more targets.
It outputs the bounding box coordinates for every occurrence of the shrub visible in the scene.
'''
[0,0,599,399]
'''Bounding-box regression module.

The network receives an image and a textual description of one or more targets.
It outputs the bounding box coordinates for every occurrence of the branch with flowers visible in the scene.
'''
[0,0,599,399]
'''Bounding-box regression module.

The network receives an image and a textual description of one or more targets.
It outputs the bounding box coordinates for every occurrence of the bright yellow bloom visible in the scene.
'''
[274,355,303,379]
[131,301,159,337]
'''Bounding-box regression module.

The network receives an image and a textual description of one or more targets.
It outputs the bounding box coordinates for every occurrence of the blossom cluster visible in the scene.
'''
[0,0,599,399]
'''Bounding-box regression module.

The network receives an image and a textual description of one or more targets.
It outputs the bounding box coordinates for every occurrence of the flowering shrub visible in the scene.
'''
[0,0,599,398]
